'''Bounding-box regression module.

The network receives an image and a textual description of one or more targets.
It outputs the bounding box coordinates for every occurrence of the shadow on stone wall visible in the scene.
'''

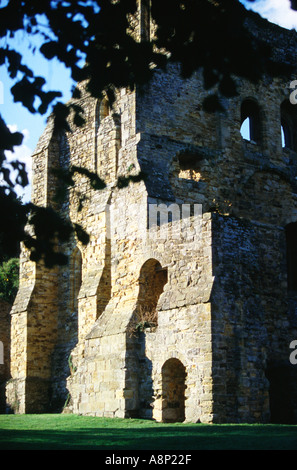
[210,213,297,424]
[0,300,11,413]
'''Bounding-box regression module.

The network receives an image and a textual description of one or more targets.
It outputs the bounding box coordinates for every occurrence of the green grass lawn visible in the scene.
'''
[0,414,297,450]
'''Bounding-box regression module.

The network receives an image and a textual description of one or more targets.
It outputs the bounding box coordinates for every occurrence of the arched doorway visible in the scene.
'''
[161,358,187,422]
[266,364,295,424]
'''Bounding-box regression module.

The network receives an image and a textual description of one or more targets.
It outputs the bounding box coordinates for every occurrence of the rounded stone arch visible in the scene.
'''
[95,96,111,127]
[240,97,263,144]
[281,99,297,151]
[135,258,168,328]
[94,95,110,172]
[161,358,187,423]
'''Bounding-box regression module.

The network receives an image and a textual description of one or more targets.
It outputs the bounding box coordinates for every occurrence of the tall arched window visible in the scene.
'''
[94,96,111,171]
[281,100,297,151]
[100,96,110,121]
[240,99,262,144]
[95,96,111,128]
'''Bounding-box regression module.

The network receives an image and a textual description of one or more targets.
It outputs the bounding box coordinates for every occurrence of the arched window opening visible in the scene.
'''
[94,96,111,172]
[281,100,297,151]
[161,358,187,423]
[135,259,168,330]
[96,236,112,320]
[285,222,297,292]
[100,96,110,121]
[95,96,111,127]
[70,248,82,312]
[266,365,295,424]
[281,120,293,149]
[281,125,286,148]
[240,117,251,141]
[240,99,262,144]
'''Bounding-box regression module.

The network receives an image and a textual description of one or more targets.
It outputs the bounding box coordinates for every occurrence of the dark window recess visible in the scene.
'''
[281,100,297,151]
[240,99,262,144]
[286,222,297,292]
[161,358,187,423]
[136,258,168,328]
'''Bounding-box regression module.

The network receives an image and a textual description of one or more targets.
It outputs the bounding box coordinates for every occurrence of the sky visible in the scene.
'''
[242,0,297,29]
[0,30,75,202]
[1,0,297,202]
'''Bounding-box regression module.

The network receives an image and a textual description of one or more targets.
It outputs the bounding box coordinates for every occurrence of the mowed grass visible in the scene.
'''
[0,414,297,450]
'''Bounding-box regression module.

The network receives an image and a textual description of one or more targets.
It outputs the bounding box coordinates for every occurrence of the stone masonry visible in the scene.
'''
[0,300,11,413]
[6,3,297,423]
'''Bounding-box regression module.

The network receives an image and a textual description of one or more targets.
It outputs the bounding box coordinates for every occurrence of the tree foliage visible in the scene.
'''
[0,258,19,304]
[0,0,296,266]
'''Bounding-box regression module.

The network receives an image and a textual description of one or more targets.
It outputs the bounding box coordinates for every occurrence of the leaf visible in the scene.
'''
[218,74,238,98]
[116,171,146,189]
[10,160,29,187]
[71,165,106,190]
[40,41,59,60]
[0,115,23,156]
[53,102,71,132]
[70,103,86,127]
[74,223,89,245]
[202,94,225,113]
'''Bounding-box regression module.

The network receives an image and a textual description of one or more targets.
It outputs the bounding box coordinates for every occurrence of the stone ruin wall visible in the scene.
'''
[6,9,297,423]
[0,300,10,413]
[130,49,297,422]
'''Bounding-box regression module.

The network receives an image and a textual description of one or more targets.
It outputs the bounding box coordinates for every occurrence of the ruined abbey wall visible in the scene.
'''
[6,6,297,423]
